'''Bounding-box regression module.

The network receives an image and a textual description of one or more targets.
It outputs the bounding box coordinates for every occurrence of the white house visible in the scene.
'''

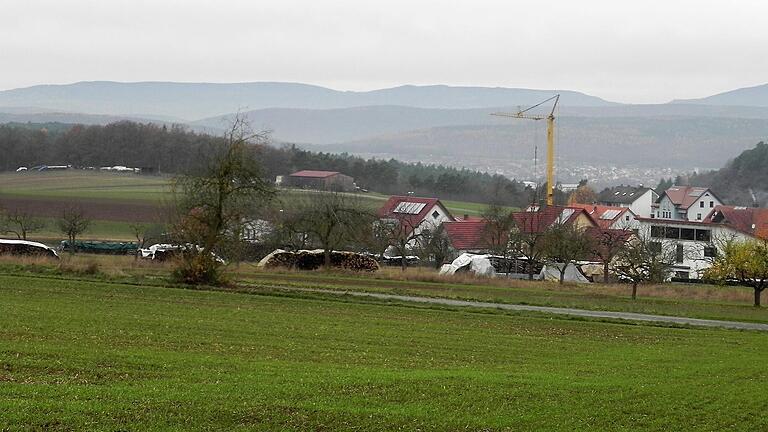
[597,186,658,218]
[636,205,768,279]
[377,196,455,248]
[653,186,723,221]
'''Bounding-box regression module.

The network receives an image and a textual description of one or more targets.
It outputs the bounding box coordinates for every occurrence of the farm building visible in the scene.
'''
[284,170,355,192]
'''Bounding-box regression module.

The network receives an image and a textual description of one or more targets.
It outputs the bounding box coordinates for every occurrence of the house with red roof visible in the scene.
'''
[513,206,598,234]
[377,196,455,247]
[442,220,495,255]
[569,203,639,230]
[653,186,723,222]
[284,170,355,192]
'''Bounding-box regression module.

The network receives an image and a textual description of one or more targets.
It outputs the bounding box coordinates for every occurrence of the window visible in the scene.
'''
[700,201,704,208]
[704,246,717,258]
[675,271,690,280]
[650,226,664,238]
[695,229,711,242]
[696,213,701,220]
[625,215,630,221]
[665,227,680,239]
[676,244,684,263]
[680,228,695,240]
[710,201,714,208]
[432,210,440,219]
[649,242,662,253]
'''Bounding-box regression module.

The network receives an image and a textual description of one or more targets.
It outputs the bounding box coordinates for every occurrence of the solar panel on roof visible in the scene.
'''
[600,209,621,220]
[559,208,575,222]
[393,202,427,214]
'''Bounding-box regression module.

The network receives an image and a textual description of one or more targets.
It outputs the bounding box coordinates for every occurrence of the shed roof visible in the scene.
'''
[442,220,493,250]
[289,170,340,178]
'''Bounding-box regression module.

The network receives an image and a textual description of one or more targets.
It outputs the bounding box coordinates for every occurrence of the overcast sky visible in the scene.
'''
[1,0,765,103]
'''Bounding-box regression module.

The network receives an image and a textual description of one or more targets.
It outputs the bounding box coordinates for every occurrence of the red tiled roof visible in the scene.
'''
[377,196,453,230]
[569,203,631,229]
[706,205,768,240]
[657,186,716,209]
[512,206,596,234]
[289,170,340,178]
[442,220,494,250]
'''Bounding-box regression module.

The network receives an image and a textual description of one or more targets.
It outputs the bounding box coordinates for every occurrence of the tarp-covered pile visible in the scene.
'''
[258,249,379,272]
[439,253,496,276]
[0,239,59,258]
[60,240,138,255]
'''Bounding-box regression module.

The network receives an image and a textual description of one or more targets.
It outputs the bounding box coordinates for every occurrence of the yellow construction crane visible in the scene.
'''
[492,94,560,206]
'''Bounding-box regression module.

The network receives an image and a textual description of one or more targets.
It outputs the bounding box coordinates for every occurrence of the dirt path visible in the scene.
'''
[273,286,768,331]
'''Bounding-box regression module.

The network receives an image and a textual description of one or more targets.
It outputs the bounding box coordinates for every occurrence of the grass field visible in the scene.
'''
[1,270,768,431]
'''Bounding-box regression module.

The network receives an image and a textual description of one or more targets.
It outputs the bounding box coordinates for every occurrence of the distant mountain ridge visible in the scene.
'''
[0,81,618,120]
[672,83,768,107]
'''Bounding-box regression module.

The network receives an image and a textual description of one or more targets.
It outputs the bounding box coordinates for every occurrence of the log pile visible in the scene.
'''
[258,249,379,272]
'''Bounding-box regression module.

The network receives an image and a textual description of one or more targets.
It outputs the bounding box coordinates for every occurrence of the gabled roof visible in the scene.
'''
[656,185,718,209]
[512,206,596,234]
[706,205,768,240]
[442,220,493,250]
[569,203,633,229]
[378,196,454,229]
[597,185,652,205]
[289,170,340,178]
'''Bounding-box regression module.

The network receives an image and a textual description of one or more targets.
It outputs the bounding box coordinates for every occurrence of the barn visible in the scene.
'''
[285,170,355,192]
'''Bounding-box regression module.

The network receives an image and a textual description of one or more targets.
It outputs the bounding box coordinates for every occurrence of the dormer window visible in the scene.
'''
[432,210,440,219]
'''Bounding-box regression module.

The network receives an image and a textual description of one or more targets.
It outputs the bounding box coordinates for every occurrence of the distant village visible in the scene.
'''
[279,168,766,282]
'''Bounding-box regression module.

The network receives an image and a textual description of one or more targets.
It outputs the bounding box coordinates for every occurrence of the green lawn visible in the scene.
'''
[1,273,767,430]
[0,171,170,202]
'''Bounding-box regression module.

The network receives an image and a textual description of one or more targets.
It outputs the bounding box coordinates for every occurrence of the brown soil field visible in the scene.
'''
[0,196,163,223]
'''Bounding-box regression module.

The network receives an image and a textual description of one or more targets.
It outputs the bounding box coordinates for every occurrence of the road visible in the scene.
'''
[278,287,768,331]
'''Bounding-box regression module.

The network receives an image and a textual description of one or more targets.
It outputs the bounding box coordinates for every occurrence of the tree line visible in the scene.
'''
[0,121,535,207]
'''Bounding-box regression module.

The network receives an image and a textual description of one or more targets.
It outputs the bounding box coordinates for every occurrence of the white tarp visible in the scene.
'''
[439,253,495,276]
[539,263,591,283]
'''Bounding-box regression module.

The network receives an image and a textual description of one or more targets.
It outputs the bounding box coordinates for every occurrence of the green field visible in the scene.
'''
[1,271,767,431]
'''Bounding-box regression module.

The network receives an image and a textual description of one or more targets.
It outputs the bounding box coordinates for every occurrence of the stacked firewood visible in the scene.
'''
[258,249,379,272]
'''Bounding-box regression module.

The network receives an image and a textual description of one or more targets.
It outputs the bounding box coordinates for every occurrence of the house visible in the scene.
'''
[285,170,355,192]
[442,220,494,255]
[635,205,766,279]
[377,196,455,247]
[652,186,723,221]
[597,185,658,218]
[569,203,639,230]
[513,206,598,234]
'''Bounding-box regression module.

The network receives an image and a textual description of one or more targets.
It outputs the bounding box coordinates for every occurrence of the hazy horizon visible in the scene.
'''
[2,0,767,104]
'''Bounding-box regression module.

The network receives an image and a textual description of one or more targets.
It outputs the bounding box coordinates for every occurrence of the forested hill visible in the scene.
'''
[688,141,768,206]
[0,121,535,208]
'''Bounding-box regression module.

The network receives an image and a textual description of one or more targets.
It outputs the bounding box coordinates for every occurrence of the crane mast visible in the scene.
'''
[492,94,560,206]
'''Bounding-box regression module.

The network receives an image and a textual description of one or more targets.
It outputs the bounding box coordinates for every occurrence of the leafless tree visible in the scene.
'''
[375,213,425,271]
[57,206,91,254]
[588,228,633,283]
[542,222,591,284]
[2,209,45,240]
[611,237,676,300]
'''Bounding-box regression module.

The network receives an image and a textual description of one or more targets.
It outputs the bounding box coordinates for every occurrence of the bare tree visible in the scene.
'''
[171,116,274,284]
[481,203,516,273]
[418,224,453,269]
[542,222,591,284]
[588,228,633,283]
[376,213,425,271]
[611,237,676,300]
[294,192,370,269]
[129,222,165,260]
[57,206,91,254]
[2,209,45,240]
[509,211,549,280]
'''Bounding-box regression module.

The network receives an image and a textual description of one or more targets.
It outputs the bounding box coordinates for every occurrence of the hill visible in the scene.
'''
[689,141,768,206]
[0,81,618,120]
[672,82,768,107]
[310,116,768,169]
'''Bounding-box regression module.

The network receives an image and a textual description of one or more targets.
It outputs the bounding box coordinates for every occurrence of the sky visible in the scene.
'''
[1,0,766,104]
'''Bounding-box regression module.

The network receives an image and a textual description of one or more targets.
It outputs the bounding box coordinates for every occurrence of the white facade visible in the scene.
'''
[637,219,750,279]
[628,189,659,218]
[654,188,722,221]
